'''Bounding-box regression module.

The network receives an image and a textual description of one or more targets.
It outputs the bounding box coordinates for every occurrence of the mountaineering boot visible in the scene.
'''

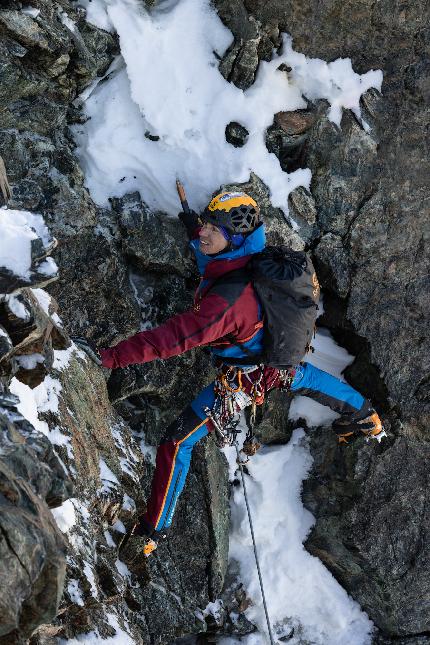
[118,521,165,576]
[334,408,386,445]
[118,531,157,579]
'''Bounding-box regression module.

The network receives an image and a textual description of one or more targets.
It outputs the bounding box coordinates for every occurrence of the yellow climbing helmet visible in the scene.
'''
[202,191,260,233]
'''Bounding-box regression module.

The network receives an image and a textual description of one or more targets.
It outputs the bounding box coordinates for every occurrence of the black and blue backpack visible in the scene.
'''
[217,246,320,368]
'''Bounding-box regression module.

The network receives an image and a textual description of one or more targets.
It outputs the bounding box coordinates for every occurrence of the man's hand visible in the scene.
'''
[72,337,102,367]
[178,209,200,237]
[333,408,386,445]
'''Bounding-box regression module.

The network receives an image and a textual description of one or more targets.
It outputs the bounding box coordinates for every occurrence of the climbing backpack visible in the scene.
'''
[217,246,320,369]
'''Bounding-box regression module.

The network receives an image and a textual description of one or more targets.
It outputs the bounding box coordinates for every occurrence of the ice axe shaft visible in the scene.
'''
[176,179,190,213]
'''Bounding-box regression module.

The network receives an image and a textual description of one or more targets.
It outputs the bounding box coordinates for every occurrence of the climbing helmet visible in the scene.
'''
[201,191,260,234]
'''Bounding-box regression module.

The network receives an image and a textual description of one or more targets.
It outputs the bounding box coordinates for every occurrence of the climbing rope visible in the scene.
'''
[233,439,275,645]
[204,400,275,645]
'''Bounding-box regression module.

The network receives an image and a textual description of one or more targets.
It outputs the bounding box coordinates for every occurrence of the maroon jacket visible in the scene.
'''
[100,255,262,369]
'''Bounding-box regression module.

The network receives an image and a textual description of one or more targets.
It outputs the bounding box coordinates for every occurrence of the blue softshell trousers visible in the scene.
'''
[141,361,371,535]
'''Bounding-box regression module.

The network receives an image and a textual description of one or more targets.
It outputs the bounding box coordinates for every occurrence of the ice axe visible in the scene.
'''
[175,178,190,214]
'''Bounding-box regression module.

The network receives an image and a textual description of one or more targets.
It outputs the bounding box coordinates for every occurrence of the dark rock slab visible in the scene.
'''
[0,391,69,643]
[112,191,192,277]
[303,428,430,636]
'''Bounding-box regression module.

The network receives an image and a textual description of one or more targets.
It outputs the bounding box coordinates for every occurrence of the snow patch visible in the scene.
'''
[122,493,136,513]
[139,436,156,466]
[37,256,57,277]
[53,347,75,371]
[58,611,135,644]
[111,519,126,534]
[222,430,373,645]
[78,0,114,33]
[83,560,98,599]
[52,499,77,533]
[75,0,381,218]
[115,558,131,580]
[289,328,355,427]
[99,458,120,491]
[60,12,77,33]
[104,530,116,548]
[0,207,56,277]
[5,294,30,321]
[16,353,44,370]
[67,579,85,607]
[21,6,40,18]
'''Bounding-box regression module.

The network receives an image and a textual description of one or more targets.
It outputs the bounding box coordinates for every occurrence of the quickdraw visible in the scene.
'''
[206,364,296,458]
[278,367,296,391]
[205,365,264,459]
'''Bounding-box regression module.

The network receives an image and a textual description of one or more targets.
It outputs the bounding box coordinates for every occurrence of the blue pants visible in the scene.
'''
[142,362,368,534]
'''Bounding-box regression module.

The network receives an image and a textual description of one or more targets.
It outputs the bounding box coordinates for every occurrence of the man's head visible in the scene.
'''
[199,191,260,255]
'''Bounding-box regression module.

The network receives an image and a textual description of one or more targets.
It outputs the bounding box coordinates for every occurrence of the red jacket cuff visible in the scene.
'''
[99,348,115,369]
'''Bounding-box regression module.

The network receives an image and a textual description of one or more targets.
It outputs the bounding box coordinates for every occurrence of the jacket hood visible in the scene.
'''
[190,223,266,276]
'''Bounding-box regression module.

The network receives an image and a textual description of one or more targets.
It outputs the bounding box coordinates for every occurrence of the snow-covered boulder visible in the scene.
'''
[0,207,58,293]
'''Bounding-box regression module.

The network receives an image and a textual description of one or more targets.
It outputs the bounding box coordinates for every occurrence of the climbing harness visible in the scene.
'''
[207,364,265,453]
[204,393,275,645]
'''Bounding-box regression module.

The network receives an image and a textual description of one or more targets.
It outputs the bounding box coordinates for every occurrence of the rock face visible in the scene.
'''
[0,0,429,643]
[303,429,430,637]
[0,212,71,642]
[215,0,430,639]
[0,392,69,645]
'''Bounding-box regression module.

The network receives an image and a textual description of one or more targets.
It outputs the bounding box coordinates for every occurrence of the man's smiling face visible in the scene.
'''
[198,222,229,255]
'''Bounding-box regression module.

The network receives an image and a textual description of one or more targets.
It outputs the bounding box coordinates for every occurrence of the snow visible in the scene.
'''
[37,256,58,277]
[31,288,52,314]
[99,457,120,491]
[78,0,114,33]
[111,519,126,534]
[60,12,77,34]
[221,430,373,645]
[16,353,44,370]
[10,377,52,435]
[21,6,40,18]
[122,493,136,513]
[0,207,57,277]
[219,329,373,644]
[10,370,75,465]
[74,0,382,218]
[51,499,77,533]
[83,560,99,598]
[104,530,117,548]
[139,435,156,465]
[53,347,75,371]
[115,558,131,579]
[67,579,85,607]
[284,48,382,126]
[5,294,30,320]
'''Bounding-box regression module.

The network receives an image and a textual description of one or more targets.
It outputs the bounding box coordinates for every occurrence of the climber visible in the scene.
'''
[94,191,384,565]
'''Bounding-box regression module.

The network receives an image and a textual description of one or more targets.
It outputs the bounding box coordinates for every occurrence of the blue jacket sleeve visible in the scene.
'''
[290,362,370,415]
